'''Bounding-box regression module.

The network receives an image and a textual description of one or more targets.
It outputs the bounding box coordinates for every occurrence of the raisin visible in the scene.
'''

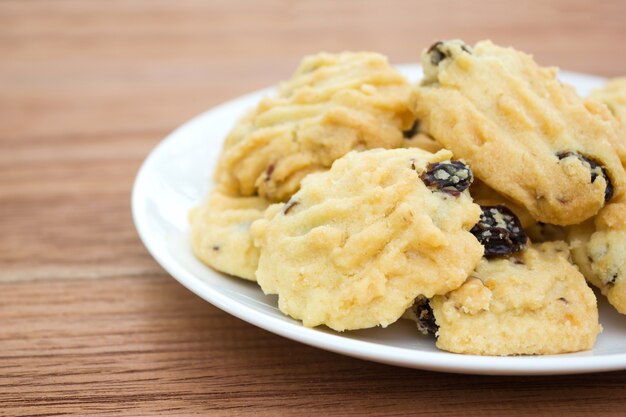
[557,151,614,202]
[411,295,438,335]
[470,205,527,258]
[428,41,447,66]
[420,161,473,196]
[264,164,275,182]
[403,120,420,139]
[603,272,619,287]
[427,41,471,66]
[283,200,299,215]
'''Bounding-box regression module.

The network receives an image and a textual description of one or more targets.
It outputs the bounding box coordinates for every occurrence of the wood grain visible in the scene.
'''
[2,0,626,415]
[3,276,626,416]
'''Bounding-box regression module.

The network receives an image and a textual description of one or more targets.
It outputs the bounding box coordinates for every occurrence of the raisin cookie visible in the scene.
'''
[216,52,414,202]
[589,77,626,166]
[413,40,625,225]
[420,242,601,356]
[568,199,626,314]
[189,191,269,281]
[250,148,484,331]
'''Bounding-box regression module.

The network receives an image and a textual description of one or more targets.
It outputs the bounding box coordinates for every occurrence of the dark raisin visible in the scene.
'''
[420,161,473,196]
[283,200,299,215]
[556,151,614,202]
[264,164,275,182]
[427,41,471,66]
[411,295,438,335]
[212,245,220,251]
[470,205,527,258]
[428,41,447,66]
[403,120,420,139]
[603,272,619,287]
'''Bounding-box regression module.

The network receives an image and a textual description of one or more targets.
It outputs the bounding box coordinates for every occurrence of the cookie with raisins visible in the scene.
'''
[568,199,626,314]
[215,52,414,203]
[250,148,483,331]
[412,40,626,225]
[429,242,600,355]
[190,191,269,281]
[589,77,626,167]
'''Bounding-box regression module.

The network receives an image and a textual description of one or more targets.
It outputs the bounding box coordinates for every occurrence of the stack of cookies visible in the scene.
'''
[189,41,626,356]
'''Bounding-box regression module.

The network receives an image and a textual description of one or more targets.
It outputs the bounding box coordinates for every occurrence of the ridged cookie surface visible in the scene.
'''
[216,52,414,202]
[251,148,483,331]
[589,77,626,166]
[413,40,625,225]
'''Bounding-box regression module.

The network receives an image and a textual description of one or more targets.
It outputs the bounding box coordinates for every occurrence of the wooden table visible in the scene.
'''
[2,1,626,415]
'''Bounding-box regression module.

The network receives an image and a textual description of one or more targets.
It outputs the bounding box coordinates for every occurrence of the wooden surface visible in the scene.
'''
[2,1,626,415]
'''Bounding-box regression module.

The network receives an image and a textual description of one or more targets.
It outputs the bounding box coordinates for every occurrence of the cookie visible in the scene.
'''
[424,242,601,356]
[568,199,626,314]
[216,52,415,202]
[251,148,484,331]
[589,77,626,166]
[591,78,626,121]
[222,109,255,150]
[412,40,626,225]
[189,191,269,281]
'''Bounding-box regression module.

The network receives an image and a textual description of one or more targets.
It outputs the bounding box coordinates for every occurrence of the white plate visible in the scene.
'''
[132,65,626,375]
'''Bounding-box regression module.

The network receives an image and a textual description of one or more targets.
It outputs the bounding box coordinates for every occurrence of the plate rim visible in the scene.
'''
[132,65,626,375]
